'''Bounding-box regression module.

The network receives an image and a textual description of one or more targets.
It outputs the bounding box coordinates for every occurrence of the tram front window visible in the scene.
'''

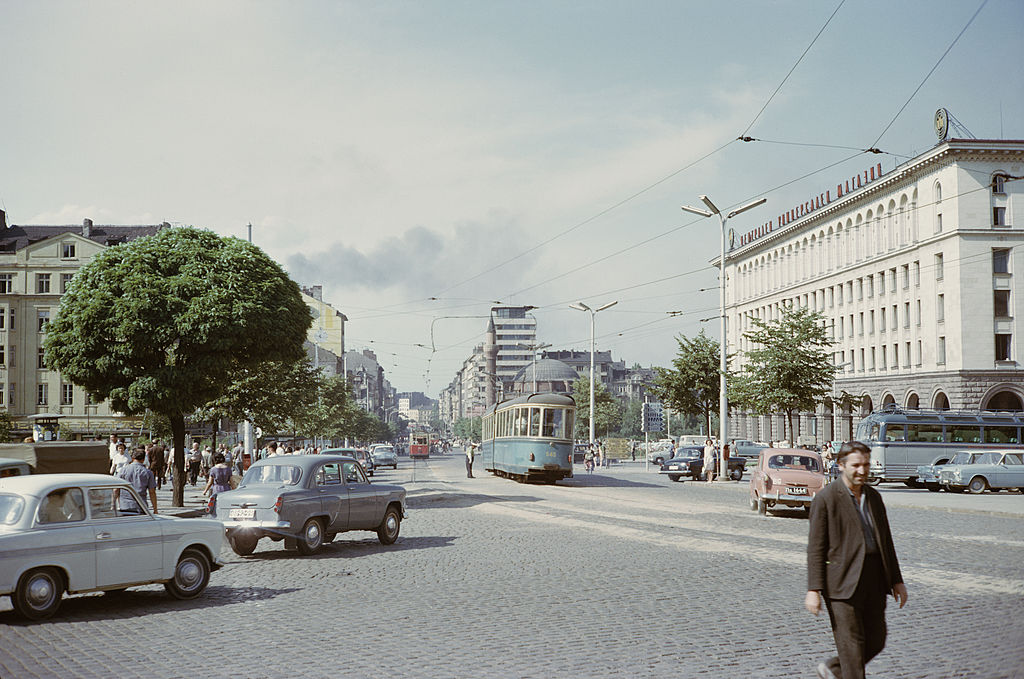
[542,409,565,438]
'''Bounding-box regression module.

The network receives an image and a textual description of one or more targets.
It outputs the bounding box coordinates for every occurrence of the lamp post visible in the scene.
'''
[517,342,552,392]
[569,300,618,446]
[681,195,765,480]
[831,361,853,442]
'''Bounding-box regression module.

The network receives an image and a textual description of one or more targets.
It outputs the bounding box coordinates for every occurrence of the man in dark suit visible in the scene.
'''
[805,441,908,679]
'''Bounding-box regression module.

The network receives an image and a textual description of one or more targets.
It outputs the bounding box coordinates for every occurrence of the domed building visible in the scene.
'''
[512,358,580,395]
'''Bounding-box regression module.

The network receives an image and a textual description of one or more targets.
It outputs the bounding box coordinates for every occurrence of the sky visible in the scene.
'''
[2,0,1023,396]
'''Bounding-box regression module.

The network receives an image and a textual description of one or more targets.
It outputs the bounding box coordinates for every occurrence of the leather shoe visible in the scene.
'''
[816,662,838,679]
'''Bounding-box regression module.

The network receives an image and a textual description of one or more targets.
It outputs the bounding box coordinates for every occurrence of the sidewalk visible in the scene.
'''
[153,477,212,518]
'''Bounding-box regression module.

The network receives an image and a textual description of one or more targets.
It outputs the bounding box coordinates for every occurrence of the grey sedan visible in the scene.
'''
[209,454,406,556]
[370,445,399,469]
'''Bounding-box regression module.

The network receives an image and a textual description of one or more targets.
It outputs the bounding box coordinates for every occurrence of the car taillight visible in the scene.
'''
[273,496,283,513]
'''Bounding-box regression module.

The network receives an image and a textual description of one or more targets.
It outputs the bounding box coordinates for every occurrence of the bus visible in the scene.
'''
[855,406,1024,484]
[481,393,575,483]
[409,432,430,459]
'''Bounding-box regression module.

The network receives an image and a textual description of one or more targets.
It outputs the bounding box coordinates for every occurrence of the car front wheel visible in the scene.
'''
[164,548,211,599]
[730,468,743,481]
[13,567,64,620]
[968,477,988,494]
[297,518,324,555]
[377,506,401,545]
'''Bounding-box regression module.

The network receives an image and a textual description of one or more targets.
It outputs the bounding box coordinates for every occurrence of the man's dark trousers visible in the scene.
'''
[466,457,473,478]
[822,552,888,679]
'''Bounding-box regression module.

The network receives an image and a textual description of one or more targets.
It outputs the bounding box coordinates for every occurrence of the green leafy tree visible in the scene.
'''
[0,409,13,443]
[44,228,311,506]
[615,400,643,439]
[572,376,620,440]
[653,329,720,436]
[730,305,836,443]
[453,416,482,442]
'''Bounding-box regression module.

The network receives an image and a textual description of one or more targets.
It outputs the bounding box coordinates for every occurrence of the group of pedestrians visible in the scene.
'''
[582,441,608,473]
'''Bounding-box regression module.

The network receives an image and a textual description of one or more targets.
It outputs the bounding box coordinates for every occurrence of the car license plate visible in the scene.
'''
[789,487,808,495]
[229,508,255,519]
[669,465,680,470]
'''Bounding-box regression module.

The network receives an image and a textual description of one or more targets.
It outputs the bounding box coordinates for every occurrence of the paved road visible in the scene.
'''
[1,454,1022,678]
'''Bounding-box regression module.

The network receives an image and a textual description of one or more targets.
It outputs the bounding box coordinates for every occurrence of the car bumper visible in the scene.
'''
[223,519,292,537]
[768,490,814,505]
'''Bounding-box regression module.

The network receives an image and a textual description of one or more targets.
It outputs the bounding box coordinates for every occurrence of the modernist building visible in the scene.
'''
[0,213,167,437]
[301,284,347,374]
[722,137,1023,443]
[491,306,537,394]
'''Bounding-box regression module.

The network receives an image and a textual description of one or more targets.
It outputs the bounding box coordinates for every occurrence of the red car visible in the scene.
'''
[749,448,827,515]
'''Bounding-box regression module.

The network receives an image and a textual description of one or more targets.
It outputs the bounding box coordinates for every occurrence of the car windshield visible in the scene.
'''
[949,452,971,465]
[243,464,302,485]
[768,455,820,472]
[0,494,25,525]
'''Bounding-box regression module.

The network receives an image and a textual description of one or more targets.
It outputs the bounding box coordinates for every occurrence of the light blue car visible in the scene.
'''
[914,451,975,492]
[937,450,1024,494]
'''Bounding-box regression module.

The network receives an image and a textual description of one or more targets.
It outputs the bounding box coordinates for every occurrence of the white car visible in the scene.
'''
[0,473,225,620]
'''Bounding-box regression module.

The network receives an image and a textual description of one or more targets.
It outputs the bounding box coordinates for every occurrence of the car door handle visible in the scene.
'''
[95,532,112,540]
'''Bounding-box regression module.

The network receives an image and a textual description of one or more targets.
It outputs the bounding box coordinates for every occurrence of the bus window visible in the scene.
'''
[529,408,542,437]
[984,427,1019,444]
[883,425,906,442]
[949,426,982,443]
[542,408,565,438]
[906,425,945,443]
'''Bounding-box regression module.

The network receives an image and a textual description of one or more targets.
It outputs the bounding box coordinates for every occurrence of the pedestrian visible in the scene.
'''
[187,442,202,486]
[265,441,279,458]
[805,441,908,679]
[594,444,602,469]
[148,440,167,490]
[115,448,158,514]
[109,442,130,476]
[584,446,595,473]
[465,443,477,478]
[601,440,610,468]
[203,452,233,498]
[703,439,716,482]
[201,446,213,476]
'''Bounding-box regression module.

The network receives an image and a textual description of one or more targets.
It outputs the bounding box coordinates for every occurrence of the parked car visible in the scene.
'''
[370,445,398,469]
[646,442,675,466]
[688,454,748,481]
[914,451,976,491]
[731,440,767,459]
[749,448,827,515]
[0,457,32,478]
[209,454,407,556]
[0,473,225,620]
[658,447,703,481]
[323,447,374,476]
[937,450,1024,494]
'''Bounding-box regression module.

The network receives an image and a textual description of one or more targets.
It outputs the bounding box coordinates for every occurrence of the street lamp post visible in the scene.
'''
[517,342,552,392]
[831,361,853,442]
[569,300,618,446]
[681,195,765,480]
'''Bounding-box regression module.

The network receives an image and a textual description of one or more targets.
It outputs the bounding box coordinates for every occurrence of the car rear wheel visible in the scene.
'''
[377,506,401,545]
[228,533,258,556]
[164,548,211,599]
[968,477,988,494]
[13,567,64,620]
[730,468,743,481]
[297,518,324,555]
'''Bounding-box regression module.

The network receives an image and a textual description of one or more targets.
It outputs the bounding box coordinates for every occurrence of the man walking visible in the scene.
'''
[116,448,158,514]
[465,443,477,478]
[805,441,908,679]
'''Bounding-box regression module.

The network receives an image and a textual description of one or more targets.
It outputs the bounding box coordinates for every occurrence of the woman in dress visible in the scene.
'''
[203,452,233,497]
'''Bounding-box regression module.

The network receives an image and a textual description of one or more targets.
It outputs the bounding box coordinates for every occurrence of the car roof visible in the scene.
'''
[252,454,355,470]
[0,473,130,496]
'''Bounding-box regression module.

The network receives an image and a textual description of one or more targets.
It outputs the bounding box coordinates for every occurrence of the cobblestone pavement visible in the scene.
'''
[1,454,1022,678]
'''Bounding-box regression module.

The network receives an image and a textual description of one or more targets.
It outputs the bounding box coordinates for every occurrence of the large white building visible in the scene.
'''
[722,137,1023,443]
[491,306,537,393]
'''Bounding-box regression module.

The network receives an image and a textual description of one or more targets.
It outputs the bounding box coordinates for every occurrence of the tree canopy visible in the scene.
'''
[653,329,721,435]
[45,227,312,505]
[729,304,836,442]
[572,376,620,440]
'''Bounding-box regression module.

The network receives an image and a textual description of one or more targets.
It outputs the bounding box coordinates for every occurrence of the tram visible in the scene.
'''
[409,432,430,459]
[855,406,1024,483]
[480,393,575,483]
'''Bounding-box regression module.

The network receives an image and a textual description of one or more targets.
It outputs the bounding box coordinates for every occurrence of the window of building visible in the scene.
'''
[893,343,899,368]
[880,345,887,369]
[0,345,4,365]
[37,383,48,406]
[61,243,76,258]
[858,312,864,336]
[877,272,885,295]
[995,334,1012,361]
[870,347,876,370]
[837,316,844,338]
[8,309,13,331]
[915,299,921,326]
[61,383,74,406]
[913,261,920,286]
[0,309,4,330]
[904,342,911,368]
[856,278,863,301]
[993,174,1007,194]
[994,290,1010,317]
[935,253,944,280]
[879,307,886,332]
[938,336,946,365]
[36,274,51,294]
[904,302,911,328]
[837,285,843,305]
[916,340,922,366]
[994,207,1008,227]
[867,275,874,298]
[37,309,50,332]
[60,273,74,293]
[993,248,1010,274]
[891,305,897,328]
[38,348,46,369]
[937,294,945,322]
[936,213,943,233]
[0,383,4,406]
[8,346,13,367]
[859,348,865,371]
[901,264,910,289]
[0,273,12,294]
[869,310,875,334]
[827,287,834,307]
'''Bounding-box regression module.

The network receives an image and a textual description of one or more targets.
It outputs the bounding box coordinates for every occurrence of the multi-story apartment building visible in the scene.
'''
[0,214,167,437]
[722,138,1023,443]
[301,285,346,375]
[491,306,537,394]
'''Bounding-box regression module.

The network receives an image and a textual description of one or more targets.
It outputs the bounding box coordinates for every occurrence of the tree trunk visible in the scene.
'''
[786,409,795,445]
[171,413,187,507]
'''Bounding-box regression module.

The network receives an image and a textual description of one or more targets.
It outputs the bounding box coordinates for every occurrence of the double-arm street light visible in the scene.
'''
[517,342,553,392]
[569,300,618,446]
[681,195,765,479]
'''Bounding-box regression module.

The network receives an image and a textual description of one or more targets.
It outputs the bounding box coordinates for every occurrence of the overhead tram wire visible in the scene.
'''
[740,0,846,137]
[428,138,739,298]
[869,0,988,149]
